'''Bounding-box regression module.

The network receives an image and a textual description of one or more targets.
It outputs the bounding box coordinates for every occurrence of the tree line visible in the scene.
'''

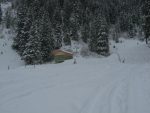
[11,0,150,64]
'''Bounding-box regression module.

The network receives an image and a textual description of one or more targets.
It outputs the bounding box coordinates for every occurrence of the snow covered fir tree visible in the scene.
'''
[142,0,150,44]
[11,0,150,64]
[1,1,150,113]
[89,13,109,56]
[0,4,2,24]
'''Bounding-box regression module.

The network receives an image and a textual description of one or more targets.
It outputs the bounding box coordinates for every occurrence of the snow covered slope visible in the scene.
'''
[0,29,24,71]
[0,39,150,113]
[111,39,150,64]
[0,2,24,71]
[1,2,150,113]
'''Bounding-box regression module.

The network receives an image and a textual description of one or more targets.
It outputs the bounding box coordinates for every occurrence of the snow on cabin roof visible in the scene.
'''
[51,49,73,56]
[60,49,73,54]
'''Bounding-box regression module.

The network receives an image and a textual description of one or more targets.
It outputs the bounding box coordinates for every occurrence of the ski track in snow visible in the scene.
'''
[79,66,140,113]
[0,2,150,113]
[0,63,150,113]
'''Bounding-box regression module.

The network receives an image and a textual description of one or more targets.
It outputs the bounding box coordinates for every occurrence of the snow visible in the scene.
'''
[1,2,150,113]
[0,29,24,71]
[0,37,150,113]
[110,39,150,64]
[0,2,24,71]
[1,2,11,18]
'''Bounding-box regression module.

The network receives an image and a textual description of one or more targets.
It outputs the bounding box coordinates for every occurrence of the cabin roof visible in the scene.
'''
[51,49,73,56]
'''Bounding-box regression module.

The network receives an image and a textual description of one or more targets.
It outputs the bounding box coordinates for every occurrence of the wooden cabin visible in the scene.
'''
[51,49,73,63]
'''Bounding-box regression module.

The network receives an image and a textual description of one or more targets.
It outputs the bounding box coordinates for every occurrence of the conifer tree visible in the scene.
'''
[128,15,136,38]
[118,12,130,32]
[23,19,42,64]
[63,32,71,45]
[52,7,62,48]
[69,0,82,41]
[40,8,55,62]
[5,10,11,28]
[0,4,2,24]
[142,0,150,44]
[13,4,29,55]
[96,16,109,55]
[81,23,90,43]
[89,13,109,55]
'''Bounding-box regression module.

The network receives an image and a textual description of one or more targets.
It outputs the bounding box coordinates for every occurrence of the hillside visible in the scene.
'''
[0,1,150,113]
[0,2,24,71]
[0,38,150,113]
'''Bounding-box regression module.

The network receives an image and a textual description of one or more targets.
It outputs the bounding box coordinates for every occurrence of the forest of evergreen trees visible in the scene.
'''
[7,0,150,64]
